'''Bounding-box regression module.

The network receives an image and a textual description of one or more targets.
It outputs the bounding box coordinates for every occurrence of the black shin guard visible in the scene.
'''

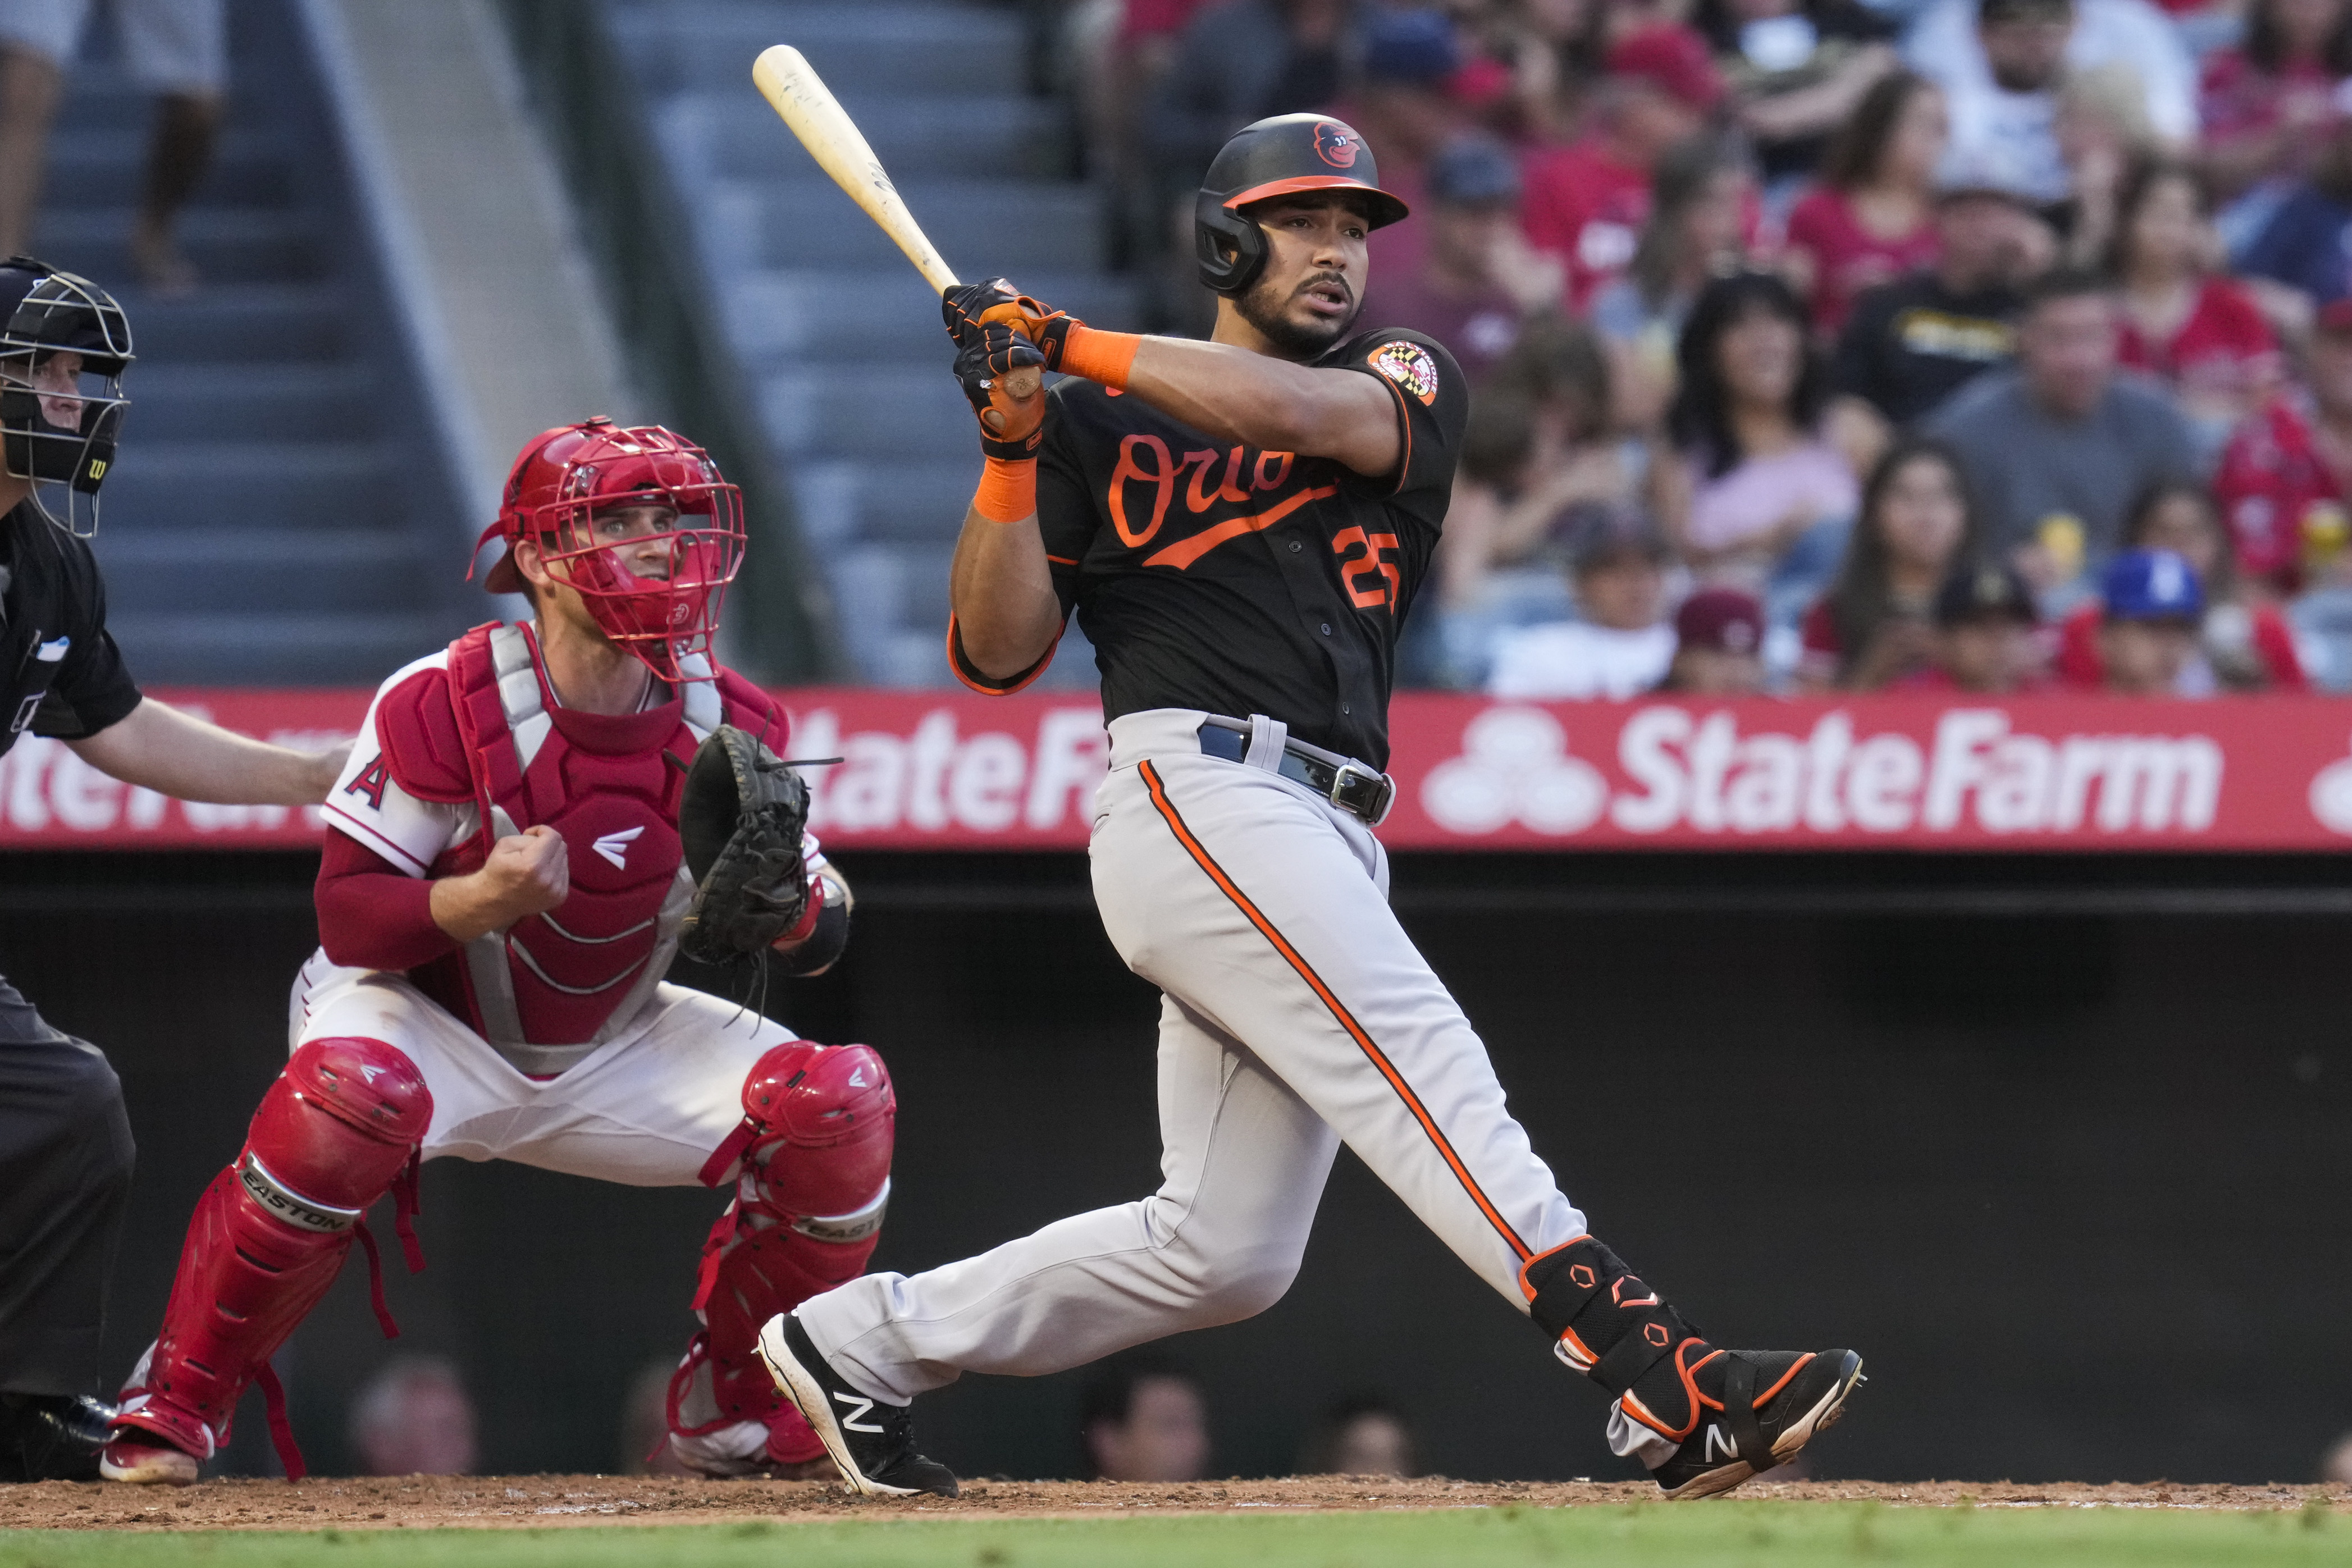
[1526,1237,1714,1441]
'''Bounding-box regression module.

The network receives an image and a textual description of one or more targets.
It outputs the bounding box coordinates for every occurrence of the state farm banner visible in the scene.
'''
[3,686,2351,852]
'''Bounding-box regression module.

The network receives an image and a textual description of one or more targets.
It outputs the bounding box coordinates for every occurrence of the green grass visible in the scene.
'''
[4,1501,2348,1567]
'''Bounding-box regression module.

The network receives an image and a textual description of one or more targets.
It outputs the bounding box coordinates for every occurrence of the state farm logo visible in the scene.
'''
[1418,706,2227,839]
[791,706,1107,836]
[1422,708,1607,834]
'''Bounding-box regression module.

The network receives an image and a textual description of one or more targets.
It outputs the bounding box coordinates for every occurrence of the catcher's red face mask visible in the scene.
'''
[481,419,744,683]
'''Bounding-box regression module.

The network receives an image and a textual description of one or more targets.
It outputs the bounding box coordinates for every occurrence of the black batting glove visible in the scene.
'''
[943,277,1076,370]
[953,323,1047,460]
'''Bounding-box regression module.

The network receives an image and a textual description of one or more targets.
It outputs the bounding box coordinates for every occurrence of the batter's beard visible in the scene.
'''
[1235,272,1360,360]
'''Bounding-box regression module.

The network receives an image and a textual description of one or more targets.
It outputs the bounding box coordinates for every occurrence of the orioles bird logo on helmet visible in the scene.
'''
[1313,121,1362,168]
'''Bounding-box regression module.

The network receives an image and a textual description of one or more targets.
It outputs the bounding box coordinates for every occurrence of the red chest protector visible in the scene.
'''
[424,623,767,1074]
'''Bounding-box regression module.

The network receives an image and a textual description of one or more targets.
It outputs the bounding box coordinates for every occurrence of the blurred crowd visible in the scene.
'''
[1051,0,2352,697]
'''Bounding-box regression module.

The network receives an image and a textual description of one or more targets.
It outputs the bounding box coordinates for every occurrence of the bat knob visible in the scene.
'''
[1003,366,1043,401]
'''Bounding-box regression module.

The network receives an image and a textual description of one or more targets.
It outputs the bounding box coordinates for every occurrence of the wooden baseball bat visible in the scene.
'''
[751,44,1041,400]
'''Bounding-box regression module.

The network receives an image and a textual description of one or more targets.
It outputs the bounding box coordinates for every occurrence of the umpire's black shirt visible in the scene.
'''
[952,326,1469,770]
[0,501,141,757]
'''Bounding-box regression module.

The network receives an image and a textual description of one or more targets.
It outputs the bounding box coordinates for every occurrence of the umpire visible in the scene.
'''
[0,258,349,1480]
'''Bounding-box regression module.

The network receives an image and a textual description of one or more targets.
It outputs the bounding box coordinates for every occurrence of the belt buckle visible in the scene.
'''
[1326,760,1392,824]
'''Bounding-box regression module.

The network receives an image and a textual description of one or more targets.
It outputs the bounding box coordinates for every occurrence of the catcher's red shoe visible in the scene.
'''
[98,1432,199,1486]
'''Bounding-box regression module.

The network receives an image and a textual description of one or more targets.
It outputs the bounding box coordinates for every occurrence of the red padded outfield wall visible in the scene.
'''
[5,688,2352,851]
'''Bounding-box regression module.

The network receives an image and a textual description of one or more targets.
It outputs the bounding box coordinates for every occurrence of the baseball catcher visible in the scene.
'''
[101,420,889,1485]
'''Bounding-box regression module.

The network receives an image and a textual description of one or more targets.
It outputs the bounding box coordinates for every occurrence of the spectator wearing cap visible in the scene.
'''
[2199,0,2352,203]
[1924,560,2047,690]
[1486,505,1679,698]
[1358,135,1561,383]
[1520,23,1728,310]
[1589,136,1753,432]
[1689,0,1899,185]
[2107,159,2281,455]
[2060,545,2205,692]
[1798,438,1981,689]
[1830,159,2045,429]
[1331,9,1484,296]
[1660,586,1770,692]
[1905,0,2197,208]
[2213,298,2352,593]
[1784,72,1949,339]
[1660,271,1863,591]
[2058,479,2308,689]
[1926,268,2195,590]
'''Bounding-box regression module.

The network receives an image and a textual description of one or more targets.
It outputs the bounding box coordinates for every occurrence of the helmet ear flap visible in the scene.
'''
[1195,194,1267,298]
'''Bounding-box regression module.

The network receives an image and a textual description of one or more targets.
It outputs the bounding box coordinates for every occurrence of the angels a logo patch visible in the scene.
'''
[1368,340,1439,405]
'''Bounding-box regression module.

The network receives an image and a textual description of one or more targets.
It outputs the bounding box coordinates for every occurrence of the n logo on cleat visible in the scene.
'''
[833,1391,885,1434]
[1704,1425,1739,1464]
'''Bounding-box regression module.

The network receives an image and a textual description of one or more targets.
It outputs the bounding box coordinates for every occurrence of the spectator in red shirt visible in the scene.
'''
[2108,157,2283,448]
[1521,24,1726,308]
[2199,0,2352,201]
[1785,71,1949,336]
[2213,299,2352,591]
[1358,134,1564,383]
[1797,437,1982,688]
[1659,586,1771,691]
[1925,561,2047,691]
[2059,479,2309,688]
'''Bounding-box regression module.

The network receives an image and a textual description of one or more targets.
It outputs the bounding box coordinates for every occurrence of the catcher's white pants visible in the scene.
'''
[289,953,792,1184]
[800,707,1588,1404]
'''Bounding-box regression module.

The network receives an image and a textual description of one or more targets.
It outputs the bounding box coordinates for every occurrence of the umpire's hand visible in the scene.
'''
[430,824,570,941]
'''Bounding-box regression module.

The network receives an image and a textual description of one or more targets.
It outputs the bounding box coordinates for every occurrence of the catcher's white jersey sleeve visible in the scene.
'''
[319,652,474,876]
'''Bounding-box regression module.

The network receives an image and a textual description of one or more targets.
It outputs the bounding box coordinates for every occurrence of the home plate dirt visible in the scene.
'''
[3,1476,2348,1531]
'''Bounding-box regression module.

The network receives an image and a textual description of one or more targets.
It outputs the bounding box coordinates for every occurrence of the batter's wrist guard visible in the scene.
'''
[1525,1236,1718,1443]
[971,455,1037,523]
[1056,322,1140,390]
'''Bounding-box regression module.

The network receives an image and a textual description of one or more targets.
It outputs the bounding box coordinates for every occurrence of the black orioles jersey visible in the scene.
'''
[951,326,1468,770]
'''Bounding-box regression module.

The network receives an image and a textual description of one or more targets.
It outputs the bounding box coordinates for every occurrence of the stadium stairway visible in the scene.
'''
[611,0,1136,687]
[47,0,472,685]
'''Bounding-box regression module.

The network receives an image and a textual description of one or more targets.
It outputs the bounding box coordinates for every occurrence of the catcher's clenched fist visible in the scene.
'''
[430,822,569,941]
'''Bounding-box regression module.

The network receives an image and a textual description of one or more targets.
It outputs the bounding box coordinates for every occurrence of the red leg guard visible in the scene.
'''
[676,1041,893,1468]
[113,1037,431,1478]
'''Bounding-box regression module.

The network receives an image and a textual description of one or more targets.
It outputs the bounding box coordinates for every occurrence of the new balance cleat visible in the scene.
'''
[756,1311,959,1498]
[1650,1348,1863,1500]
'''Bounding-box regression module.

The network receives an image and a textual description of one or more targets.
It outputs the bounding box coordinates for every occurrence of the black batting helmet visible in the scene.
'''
[1195,114,1411,297]
[0,257,130,538]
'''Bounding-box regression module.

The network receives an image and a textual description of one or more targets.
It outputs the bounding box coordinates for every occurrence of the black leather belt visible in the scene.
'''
[1196,717,1395,825]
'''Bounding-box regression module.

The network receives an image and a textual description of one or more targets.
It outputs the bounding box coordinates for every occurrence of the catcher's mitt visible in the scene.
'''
[677,724,811,966]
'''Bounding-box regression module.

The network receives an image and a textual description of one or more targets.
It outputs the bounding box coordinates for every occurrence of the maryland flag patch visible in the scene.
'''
[1368,340,1438,405]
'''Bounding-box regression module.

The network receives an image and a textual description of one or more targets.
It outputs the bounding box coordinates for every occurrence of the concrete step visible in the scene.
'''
[38,130,295,209]
[29,207,326,287]
[706,177,1103,275]
[95,527,435,614]
[661,92,1063,182]
[120,284,354,363]
[95,441,403,531]
[825,538,954,671]
[758,364,968,459]
[122,363,375,440]
[106,610,456,685]
[722,268,1136,367]
[612,3,1026,98]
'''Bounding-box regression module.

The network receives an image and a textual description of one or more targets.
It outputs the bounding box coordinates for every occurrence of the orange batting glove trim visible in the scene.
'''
[970,455,1037,524]
[1059,324,1140,390]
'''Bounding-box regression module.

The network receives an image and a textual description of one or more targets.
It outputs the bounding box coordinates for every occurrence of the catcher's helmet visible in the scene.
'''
[478,418,744,682]
[0,257,130,538]
[1195,114,1410,297]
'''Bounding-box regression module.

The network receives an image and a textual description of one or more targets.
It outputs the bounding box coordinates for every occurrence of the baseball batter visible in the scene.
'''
[762,115,1862,1501]
[101,421,895,1485]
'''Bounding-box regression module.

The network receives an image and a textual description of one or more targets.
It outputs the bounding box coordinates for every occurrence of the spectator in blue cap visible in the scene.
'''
[2075,546,2204,694]
[1359,134,1561,381]
[1345,8,1471,291]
